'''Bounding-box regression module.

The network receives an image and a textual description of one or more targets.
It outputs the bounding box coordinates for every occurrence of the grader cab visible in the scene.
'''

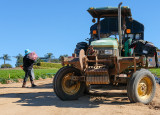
[54,2,158,104]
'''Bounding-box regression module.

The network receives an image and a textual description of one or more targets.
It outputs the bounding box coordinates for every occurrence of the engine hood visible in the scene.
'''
[91,38,118,49]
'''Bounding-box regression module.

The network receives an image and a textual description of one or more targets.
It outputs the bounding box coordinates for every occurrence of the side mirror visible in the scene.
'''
[92,18,96,23]
[85,38,89,41]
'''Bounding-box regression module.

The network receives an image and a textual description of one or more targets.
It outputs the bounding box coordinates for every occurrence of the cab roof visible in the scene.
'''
[87,6,132,18]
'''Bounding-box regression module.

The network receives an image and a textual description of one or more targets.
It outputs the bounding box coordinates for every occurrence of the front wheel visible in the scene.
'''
[53,66,85,100]
[127,69,156,104]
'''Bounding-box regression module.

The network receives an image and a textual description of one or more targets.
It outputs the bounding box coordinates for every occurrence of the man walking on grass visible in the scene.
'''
[22,49,36,88]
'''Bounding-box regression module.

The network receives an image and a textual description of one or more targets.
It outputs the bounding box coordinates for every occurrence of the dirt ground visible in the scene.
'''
[0,78,160,115]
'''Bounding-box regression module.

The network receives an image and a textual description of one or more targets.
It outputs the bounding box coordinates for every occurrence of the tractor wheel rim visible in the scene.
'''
[62,73,80,95]
[137,76,153,100]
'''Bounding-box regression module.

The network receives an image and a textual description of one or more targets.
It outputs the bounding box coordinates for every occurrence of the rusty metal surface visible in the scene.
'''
[85,68,110,84]
[87,59,112,63]
[71,76,85,81]
[86,76,109,84]
[86,68,108,73]
[62,57,81,70]
[119,56,143,73]
[62,53,148,85]
[85,55,118,76]
[133,52,136,72]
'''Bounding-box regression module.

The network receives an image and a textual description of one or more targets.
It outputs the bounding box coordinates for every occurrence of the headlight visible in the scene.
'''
[105,50,113,55]
[94,48,118,56]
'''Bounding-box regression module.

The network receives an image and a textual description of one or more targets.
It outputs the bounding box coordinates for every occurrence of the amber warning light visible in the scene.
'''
[93,30,97,34]
[126,29,131,34]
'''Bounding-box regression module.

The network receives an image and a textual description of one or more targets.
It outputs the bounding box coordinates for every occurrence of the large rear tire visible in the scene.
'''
[127,69,156,104]
[74,42,88,56]
[53,66,85,100]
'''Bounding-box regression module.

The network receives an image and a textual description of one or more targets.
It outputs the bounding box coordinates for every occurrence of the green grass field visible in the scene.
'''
[0,68,159,84]
[0,68,59,84]
[149,68,160,77]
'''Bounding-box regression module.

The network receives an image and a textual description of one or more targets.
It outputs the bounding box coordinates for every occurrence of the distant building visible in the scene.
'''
[39,57,49,62]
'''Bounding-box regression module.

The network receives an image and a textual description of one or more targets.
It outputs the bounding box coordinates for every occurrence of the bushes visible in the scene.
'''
[1,64,12,68]
[37,62,62,69]
[33,65,50,69]
[0,78,7,84]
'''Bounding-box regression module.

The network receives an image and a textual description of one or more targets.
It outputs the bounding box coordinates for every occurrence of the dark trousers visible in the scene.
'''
[23,69,33,83]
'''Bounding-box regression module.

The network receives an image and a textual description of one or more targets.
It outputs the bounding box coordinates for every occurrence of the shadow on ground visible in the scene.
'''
[0,83,53,89]
[0,83,130,108]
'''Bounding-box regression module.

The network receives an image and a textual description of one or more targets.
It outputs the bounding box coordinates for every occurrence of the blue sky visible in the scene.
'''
[0,0,160,67]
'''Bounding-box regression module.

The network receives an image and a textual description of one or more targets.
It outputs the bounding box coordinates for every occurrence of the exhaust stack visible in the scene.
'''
[118,2,123,56]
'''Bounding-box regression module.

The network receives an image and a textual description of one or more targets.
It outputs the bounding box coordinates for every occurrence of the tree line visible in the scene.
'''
[0,53,68,68]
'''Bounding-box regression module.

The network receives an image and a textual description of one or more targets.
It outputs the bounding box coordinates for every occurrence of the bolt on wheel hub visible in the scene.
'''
[137,76,153,100]
[62,73,80,95]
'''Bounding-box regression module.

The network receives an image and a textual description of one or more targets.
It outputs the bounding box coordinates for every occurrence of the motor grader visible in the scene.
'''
[53,2,159,104]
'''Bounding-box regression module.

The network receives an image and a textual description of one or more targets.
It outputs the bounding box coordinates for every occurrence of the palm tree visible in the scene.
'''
[0,54,11,64]
[45,53,53,62]
[13,54,23,67]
